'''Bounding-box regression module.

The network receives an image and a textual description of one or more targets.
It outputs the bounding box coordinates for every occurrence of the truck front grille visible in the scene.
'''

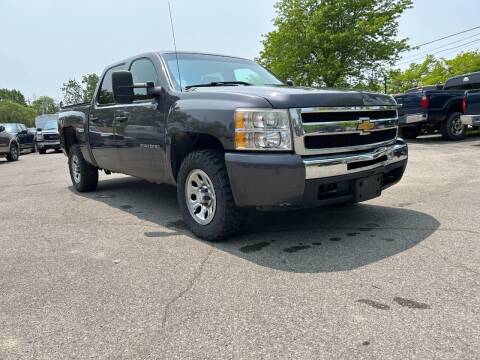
[304,128,397,149]
[290,106,399,156]
[302,110,397,123]
[43,134,59,141]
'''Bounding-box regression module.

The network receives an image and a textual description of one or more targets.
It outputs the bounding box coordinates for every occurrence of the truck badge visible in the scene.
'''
[357,118,375,135]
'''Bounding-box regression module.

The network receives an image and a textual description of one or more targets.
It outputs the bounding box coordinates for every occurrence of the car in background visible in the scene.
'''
[461,89,480,129]
[395,72,480,140]
[35,118,60,154]
[0,124,21,161]
[0,123,35,154]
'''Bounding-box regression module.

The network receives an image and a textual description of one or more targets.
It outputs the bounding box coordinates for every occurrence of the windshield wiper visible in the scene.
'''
[185,81,252,90]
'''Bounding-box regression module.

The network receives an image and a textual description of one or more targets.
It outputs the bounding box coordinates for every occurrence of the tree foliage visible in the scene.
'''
[0,88,27,106]
[0,100,37,127]
[389,51,480,93]
[61,73,99,105]
[31,96,59,115]
[258,0,412,87]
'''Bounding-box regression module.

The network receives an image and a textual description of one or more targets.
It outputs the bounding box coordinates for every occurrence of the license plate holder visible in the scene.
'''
[354,175,383,202]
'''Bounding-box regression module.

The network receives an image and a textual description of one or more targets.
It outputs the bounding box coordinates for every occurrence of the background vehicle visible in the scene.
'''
[59,51,408,241]
[35,116,60,154]
[395,72,480,140]
[461,89,480,129]
[0,123,35,153]
[0,125,21,161]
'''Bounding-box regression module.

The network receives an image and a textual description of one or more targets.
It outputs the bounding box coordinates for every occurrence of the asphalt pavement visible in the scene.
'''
[0,135,479,359]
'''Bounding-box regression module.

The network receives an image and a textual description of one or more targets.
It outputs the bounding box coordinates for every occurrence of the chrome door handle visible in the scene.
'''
[115,116,129,122]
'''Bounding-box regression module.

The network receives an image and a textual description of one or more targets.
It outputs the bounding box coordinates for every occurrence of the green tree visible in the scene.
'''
[31,96,59,115]
[61,73,99,105]
[0,88,27,106]
[259,0,412,87]
[388,51,480,93]
[0,101,37,127]
[61,79,84,106]
[82,74,99,103]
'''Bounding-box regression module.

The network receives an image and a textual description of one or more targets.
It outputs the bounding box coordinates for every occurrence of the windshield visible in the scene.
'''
[0,124,17,133]
[163,53,283,91]
[43,120,58,131]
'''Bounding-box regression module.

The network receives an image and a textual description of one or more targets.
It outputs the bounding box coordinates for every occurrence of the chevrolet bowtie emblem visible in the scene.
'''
[357,118,375,135]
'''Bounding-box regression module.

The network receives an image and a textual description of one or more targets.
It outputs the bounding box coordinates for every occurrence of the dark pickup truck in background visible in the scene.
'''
[59,51,408,241]
[394,72,480,140]
[461,89,480,128]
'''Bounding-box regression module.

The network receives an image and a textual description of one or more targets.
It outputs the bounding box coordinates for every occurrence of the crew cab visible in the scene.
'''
[395,72,480,140]
[59,51,408,241]
[461,89,480,128]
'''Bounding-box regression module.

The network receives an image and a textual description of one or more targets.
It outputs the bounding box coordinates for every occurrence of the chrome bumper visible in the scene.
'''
[399,113,426,125]
[304,140,408,179]
[461,115,480,127]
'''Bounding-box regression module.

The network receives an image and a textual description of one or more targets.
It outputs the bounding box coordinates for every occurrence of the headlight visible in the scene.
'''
[235,109,292,151]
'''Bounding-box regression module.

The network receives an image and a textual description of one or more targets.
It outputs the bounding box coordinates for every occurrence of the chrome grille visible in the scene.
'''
[290,106,398,156]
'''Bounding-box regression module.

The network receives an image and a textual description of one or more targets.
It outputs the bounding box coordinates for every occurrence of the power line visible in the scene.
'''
[410,25,480,49]
[398,38,480,66]
[402,32,480,61]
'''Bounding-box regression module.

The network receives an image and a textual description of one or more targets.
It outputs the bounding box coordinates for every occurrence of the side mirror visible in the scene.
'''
[112,71,163,104]
[112,71,135,104]
[37,128,42,132]
[0,126,5,133]
[286,79,294,87]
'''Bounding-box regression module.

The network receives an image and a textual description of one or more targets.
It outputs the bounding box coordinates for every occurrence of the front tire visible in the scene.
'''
[177,150,246,241]
[68,145,98,192]
[6,143,19,161]
[441,112,466,141]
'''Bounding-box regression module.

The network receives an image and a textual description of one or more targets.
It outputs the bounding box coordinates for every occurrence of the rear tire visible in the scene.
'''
[177,150,246,241]
[399,126,421,139]
[440,112,466,141]
[38,148,46,155]
[6,143,19,162]
[68,144,98,192]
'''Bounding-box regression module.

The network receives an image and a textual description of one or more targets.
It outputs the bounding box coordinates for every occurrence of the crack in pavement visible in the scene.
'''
[161,248,214,329]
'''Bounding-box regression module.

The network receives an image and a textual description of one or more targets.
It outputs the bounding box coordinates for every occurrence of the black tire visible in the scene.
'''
[38,148,47,155]
[177,150,246,241]
[6,143,19,162]
[399,126,421,139]
[440,112,467,141]
[68,144,99,192]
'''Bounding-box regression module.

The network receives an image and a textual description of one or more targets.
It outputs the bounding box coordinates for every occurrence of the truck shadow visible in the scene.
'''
[71,177,440,274]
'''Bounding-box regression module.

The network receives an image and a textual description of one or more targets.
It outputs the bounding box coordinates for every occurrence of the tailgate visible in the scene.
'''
[394,92,423,117]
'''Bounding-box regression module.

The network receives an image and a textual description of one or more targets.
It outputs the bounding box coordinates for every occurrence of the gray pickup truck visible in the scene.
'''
[58,51,408,241]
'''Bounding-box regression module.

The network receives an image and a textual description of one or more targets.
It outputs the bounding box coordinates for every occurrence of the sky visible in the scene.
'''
[0,0,479,101]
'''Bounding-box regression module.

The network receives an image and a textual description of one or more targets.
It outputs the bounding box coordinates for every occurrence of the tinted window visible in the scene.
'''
[98,65,123,105]
[130,58,158,97]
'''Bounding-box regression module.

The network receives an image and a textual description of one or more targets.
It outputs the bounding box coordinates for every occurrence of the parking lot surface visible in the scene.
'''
[1,136,479,359]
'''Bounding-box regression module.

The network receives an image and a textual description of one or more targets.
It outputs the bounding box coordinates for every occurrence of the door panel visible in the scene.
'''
[89,106,119,171]
[114,101,167,182]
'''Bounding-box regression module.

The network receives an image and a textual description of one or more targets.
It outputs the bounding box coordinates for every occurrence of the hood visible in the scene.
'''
[188,85,396,108]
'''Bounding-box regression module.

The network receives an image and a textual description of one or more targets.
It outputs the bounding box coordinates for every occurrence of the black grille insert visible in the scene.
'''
[302,110,397,123]
[304,129,397,149]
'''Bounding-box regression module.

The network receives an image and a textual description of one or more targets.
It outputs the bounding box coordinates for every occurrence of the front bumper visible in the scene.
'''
[37,140,60,149]
[398,113,426,126]
[461,114,480,127]
[225,140,408,209]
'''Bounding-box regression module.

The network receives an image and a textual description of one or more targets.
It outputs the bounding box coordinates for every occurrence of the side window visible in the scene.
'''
[130,58,158,98]
[98,65,123,105]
